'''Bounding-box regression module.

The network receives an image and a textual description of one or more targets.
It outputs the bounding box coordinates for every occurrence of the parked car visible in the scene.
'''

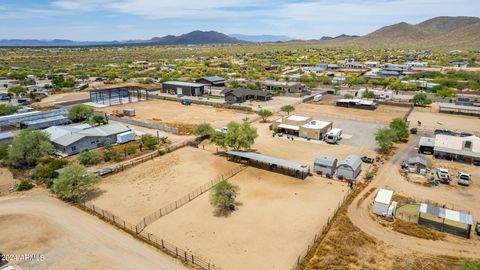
[410,128,418,134]
[361,156,375,164]
[458,172,471,186]
[436,168,451,184]
[180,99,191,105]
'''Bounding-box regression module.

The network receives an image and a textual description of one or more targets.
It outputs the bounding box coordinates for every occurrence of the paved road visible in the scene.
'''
[0,194,187,270]
[347,137,480,258]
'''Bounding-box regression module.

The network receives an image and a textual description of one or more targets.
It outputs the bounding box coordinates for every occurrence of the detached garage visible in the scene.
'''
[373,188,394,216]
[162,81,207,96]
[336,155,362,180]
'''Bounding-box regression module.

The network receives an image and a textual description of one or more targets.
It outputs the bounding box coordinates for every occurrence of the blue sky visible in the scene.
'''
[0,0,479,40]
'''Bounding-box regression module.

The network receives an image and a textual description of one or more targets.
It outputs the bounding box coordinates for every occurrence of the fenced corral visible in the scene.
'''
[90,86,149,106]
[81,202,221,270]
[108,140,194,175]
[135,165,246,232]
[291,188,353,270]
[108,115,179,134]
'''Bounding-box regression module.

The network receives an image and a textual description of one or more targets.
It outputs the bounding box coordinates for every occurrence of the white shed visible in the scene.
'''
[373,188,394,216]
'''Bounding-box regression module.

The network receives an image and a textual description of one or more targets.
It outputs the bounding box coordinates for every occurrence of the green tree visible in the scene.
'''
[8,86,27,97]
[344,93,354,99]
[125,145,136,156]
[436,87,457,98]
[375,127,396,154]
[280,105,295,115]
[193,123,215,137]
[210,180,240,212]
[52,163,100,201]
[0,104,17,116]
[362,90,375,99]
[141,134,157,150]
[458,259,480,270]
[7,129,54,168]
[89,114,108,126]
[104,148,121,162]
[389,118,409,142]
[256,109,273,122]
[36,159,70,187]
[77,150,102,166]
[68,104,94,122]
[211,121,258,150]
[412,93,432,106]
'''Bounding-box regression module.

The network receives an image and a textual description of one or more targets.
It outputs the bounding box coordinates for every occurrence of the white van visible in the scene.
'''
[313,94,323,102]
[325,128,342,144]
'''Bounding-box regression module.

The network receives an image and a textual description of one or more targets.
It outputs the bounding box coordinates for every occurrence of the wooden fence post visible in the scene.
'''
[184,251,187,261]
[161,239,164,248]
[102,209,105,218]
[123,221,126,229]
[148,233,150,241]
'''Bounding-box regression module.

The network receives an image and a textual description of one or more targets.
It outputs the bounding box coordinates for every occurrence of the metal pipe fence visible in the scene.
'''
[81,202,221,270]
[135,165,246,232]
[108,115,179,134]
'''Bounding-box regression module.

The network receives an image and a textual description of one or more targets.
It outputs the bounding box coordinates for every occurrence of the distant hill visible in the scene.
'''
[0,31,246,47]
[333,16,480,49]
[229,34,293,42]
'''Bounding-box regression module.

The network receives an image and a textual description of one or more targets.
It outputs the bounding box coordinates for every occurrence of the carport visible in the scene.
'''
[226,150,310,179]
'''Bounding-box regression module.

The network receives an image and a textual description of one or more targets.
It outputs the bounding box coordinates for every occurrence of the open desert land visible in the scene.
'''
[145,167,350,270]
[408,105,480,133]
[296,103,410,124]
[89,147,240,224]
[0,193,186,270]
[97,99,252,129]
[35,91,90,106]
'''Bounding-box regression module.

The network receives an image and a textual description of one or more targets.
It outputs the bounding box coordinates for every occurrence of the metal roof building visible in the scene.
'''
[439,103,480,116]
[418,203,473,238]
[434,135,480,163]
[0,131,14,145]
[336,155,362,180]
[314,155,337,176]
[226,150,309,179]
[22,115,70,129]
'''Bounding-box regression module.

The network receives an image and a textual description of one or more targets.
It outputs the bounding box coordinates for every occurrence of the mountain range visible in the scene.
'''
[0,16,479,49]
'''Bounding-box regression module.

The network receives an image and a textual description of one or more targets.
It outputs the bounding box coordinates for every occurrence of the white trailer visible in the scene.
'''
[373,188,394,216]
[324,128,342,144]
[116,131,136,144]
[313,94,323,102]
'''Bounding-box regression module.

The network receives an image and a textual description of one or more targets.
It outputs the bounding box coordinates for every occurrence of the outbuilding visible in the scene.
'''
[222,88,272,104]
[195,76,227,87]
[418,137,435,154]
[418,203,473,239]
[162,81,207,96]
[336,155,362,180]
[314,155,337,177]
[406,156,429,174]
[0,131,14,145]
[373,188,394,216]
[300,120,332,140]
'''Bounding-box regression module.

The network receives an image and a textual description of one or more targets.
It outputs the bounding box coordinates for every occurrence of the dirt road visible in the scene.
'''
[347,139,480,258]
[0,193,186,270]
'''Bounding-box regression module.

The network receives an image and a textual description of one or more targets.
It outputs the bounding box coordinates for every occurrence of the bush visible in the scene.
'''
[0,145,8,160]
[7,129,54,168]
[52,163,100,201]
[0,104,17,116]
[141,134,158,150]
[77,150,102,166]
[458,259,480,270]
[194,123,215,137]
[17,181,34,191]
[124,145,137,156]
[35,159,69,187]
[412,93,432,106]
[103,148,122,162]
[389,118,409,142]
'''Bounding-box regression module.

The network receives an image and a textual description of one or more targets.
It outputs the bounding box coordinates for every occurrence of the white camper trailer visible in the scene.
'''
[116,130,136,144]
[313,94,323,102]
[325,128,342,144]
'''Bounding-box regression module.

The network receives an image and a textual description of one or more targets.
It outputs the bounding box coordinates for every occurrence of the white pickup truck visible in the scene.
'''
[458,172,471,186]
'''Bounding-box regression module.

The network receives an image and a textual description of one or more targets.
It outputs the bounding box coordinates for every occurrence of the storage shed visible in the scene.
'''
[406,156,429,174]
[418,203,473,239]
[162,81,207,96]
[418,137,435,154]
[373,188,394,216]
[314,155,337,177]
[336,155,362,180]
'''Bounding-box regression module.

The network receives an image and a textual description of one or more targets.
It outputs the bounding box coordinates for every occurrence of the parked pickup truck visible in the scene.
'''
[458,172,471,186]
[436,168,451,184]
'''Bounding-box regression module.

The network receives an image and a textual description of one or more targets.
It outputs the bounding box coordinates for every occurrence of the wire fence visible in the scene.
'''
[108,115,180,134]
[135,165,246,232]
[291,188,353,270]
[81,202,221,270]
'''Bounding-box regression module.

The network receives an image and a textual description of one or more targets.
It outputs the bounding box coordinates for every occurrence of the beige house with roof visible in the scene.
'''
[272,115,332,140]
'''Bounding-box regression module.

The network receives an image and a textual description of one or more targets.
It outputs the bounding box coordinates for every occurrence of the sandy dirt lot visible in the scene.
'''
[0,193,186,270]
[296,103,409,124]
[408,105,480,133]
[0,167,17,194]
[36,91,89,106]
[90,147,239,224]
[145,167,349,270]
[98,99,252,128]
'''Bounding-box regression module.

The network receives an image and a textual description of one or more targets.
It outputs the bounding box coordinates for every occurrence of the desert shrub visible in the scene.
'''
[77,150,102,166]
[17,181,34,191]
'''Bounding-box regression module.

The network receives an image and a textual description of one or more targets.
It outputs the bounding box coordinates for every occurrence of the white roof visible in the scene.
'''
[302,120,331,129]
[434,135,480,155]
[278,124,300,131]
[374,188,394,205]
[327,128,342,135]
[286,115,310,122]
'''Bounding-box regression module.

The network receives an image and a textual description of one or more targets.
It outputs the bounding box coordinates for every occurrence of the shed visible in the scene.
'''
[418,137,435,154]
[418,203,473,239]
[162,81,207,96]
[406,156,429,174]
[373,188,394,216]
[0,131,14,145]
[336,155,362,180]
[195,76,227,87]
[314,155,337,176]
